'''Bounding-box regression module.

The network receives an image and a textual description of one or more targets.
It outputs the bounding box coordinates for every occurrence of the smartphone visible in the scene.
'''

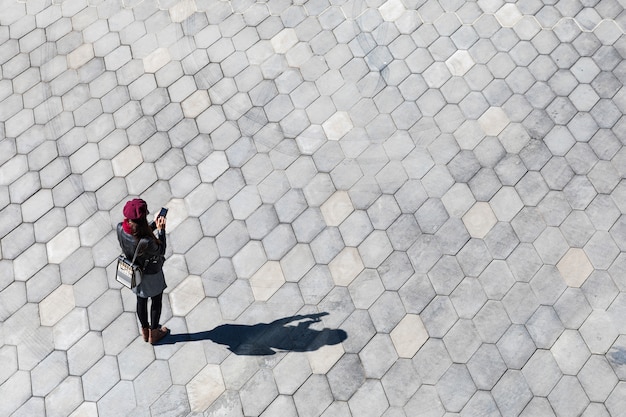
[158,207,168,218]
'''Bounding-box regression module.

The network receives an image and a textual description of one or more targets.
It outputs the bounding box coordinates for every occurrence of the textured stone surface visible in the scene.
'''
[1,1,626,416]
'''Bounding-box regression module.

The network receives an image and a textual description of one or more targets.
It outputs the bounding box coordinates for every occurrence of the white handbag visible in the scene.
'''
[116,239,145,289]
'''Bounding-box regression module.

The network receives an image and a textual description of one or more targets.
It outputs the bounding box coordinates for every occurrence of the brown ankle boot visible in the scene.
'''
[149,326,169,345]
[141,327,149,342]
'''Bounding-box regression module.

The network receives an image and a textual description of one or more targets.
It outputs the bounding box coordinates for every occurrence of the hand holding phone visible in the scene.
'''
[155,207,167,231]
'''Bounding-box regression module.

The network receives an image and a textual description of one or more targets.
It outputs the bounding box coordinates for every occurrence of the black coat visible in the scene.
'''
[117,223,166,275]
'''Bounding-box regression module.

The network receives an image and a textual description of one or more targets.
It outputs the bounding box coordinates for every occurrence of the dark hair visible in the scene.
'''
[128,217,158,243]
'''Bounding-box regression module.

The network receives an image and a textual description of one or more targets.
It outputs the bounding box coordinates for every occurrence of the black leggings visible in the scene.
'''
[137,293,163,330]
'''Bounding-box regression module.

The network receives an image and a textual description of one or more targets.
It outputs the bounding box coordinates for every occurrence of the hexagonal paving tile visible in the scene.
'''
[3,1,626,416]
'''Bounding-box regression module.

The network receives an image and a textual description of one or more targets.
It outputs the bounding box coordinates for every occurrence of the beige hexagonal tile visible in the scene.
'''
[112,146,143,177]
[143,47,170,73]
[321,191,354,226]
[170,275,205,316]
[40,284,75,326]
[182,90,211,119]
[391,314,429,358]
[67,43,94,69]
[329,247,364,286]
[495,3,523,27]
[187,364,225,413]
[169,0,196,22]
[462,202,497,239]
[47,227,80,264]
[322,111,353,141]
[307,342,344,374]
[271,28,298,54]
[198,151,229,183]
[478,107,510,136]
[446,50,474,76]
[557,248,593,287]
[249,261,285,301]
[380,0,405,21]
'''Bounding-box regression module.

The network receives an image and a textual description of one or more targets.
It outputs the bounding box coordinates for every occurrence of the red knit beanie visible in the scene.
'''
[123,199,148,220]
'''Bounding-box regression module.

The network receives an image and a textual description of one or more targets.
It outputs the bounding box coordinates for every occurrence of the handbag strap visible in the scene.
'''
[130,238,146,265]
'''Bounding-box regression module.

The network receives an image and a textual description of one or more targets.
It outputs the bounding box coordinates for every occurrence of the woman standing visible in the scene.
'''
[117,198,169,345]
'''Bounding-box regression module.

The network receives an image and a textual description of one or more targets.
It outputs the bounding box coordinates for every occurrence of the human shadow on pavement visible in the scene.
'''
[158,312,347,355]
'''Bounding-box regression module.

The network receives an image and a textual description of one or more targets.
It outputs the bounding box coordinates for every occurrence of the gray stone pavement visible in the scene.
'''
[1,0,626,415]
